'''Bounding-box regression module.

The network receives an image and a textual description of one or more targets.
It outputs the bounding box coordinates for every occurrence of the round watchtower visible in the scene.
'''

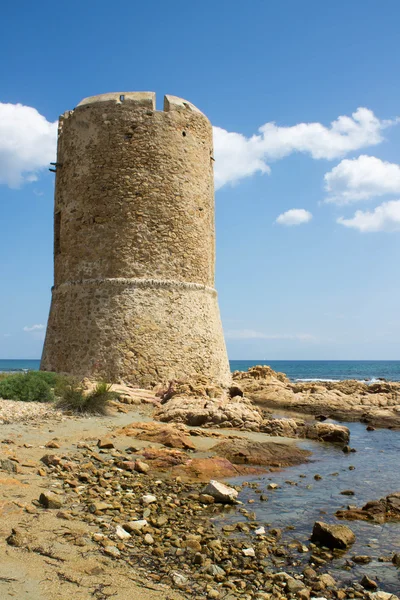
[41,92,231,387]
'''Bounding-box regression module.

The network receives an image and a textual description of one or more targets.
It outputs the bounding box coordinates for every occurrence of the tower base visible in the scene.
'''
[41,278,231,388]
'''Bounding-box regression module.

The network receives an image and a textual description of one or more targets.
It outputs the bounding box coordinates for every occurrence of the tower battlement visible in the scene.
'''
[41,92,230,387]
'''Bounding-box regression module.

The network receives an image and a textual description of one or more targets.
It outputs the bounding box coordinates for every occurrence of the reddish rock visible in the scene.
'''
[211,439,310,467]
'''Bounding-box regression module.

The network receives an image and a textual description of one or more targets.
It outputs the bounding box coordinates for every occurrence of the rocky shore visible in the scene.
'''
[0,367,399,598]
[233,366,400,429]
[0,394,398,600]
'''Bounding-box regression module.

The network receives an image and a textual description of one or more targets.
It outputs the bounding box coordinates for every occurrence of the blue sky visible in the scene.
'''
[1,0,400,360]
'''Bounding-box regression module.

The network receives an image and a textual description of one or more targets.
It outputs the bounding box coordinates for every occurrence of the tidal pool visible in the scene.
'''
[222,421,400,594]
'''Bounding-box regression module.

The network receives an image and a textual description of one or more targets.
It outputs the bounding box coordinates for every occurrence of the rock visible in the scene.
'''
[207,589,220,599]
[199,493,215,504]
[39,491,63,509]
[229,384,244,398]
[144,533,154,545]
[319,573,336,587]
[41,454,62,467]
[201,480,238,504]
[172,456,262,482]
[211,438,310,467]
[255,527,265,535]
[310,521,355,549]
[392,552,400,566]
[115,525,131,540]
[104,545,120,557]
[142,494,157,505]
[340,490,355,495]
[268,483,279,490]
[134,460,150,474]
[336,492,400,523]
[307,423,350,445]
[6,528,28,547]
[242,547,255,557]
[286,577,306,593]
[45,440,60,449]
[368,593,399,600]
[97,438,114,449]
[123,519,148,533]
[170,571,188,588]
[117,422,195,450]
[89,501,112,512]
[353,555,372,564]
[0,458,18,473]
[361,575,378,590]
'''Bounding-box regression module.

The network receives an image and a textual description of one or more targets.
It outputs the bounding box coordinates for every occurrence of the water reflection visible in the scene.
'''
[224,422,400,593]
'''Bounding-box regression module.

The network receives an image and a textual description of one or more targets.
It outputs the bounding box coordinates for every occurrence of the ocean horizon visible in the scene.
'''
[1,358,400,382]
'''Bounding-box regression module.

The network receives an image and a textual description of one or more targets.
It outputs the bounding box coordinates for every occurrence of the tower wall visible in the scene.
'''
[41,92,231,387]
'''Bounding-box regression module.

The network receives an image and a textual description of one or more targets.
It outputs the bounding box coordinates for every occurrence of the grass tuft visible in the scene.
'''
[55,381,117,415]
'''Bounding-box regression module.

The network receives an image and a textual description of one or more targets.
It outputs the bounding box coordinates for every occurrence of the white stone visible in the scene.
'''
[124,519,148,532]
[243,547,255,557]
[255,527,265,535]
[142,494,157,504]
[115,525,131,540]
[201,480,238,504]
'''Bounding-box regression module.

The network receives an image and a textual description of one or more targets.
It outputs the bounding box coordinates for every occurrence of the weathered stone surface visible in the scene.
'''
[234,364,400,429]
[118,421,195,450]
[155,395,263,431]
[310,521,355,549]
[41,92,231,389]
[211,438,310,467]
[39,491,64,509]
[336,492,400,523]
[201,480,238,504]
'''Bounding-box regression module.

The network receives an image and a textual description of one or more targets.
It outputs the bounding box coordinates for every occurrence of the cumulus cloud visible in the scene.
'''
[337,199,400,232]
[225,329,315,341]
[325,155,400,204]
[0,102,57,187]
[275,208,312,226]
[23,324,45,332]
[213,108,398,189]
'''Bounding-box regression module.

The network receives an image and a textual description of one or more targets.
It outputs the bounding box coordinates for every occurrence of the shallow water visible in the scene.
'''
[224,421,400,593]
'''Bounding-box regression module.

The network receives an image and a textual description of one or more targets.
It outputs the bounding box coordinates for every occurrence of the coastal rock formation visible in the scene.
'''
[336,492,400,523]
[155,393,263,431]
[234,365,400,428]
[210,438,311,467]
[311,521,356,549]
[261,418,350,444]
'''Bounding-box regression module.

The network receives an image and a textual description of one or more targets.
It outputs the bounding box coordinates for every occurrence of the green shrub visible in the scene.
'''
[0,372,55,402]
[56,381,117,415]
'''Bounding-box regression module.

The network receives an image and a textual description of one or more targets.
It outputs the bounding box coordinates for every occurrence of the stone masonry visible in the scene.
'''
[41,92,231,387]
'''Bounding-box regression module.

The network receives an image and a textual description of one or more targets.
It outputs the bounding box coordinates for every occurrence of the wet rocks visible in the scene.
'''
[201,480,238,504]
[210,438,311,467]
[310,521,355,549]
[361,575,378,590]
[336,492,400,523]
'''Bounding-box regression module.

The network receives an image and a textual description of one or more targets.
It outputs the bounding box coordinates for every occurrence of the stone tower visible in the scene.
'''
[41,92,231,388]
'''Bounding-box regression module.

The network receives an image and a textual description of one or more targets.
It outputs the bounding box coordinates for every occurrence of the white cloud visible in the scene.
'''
[325,155,400,204]
[337,199,400,232]
[23,324,45,332]
[213,108,398,189]
[276,208,312,226]
[0,102,57,187]
[225,329,315,341]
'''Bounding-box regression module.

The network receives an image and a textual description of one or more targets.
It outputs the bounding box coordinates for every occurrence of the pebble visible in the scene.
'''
[142,494,157,504]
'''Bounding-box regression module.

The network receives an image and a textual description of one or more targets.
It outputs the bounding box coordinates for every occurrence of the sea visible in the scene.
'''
[1,359,400,382]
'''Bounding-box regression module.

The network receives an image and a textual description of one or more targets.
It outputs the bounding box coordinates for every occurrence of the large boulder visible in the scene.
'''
[310,521,355,549]
[306,422,350,445]
[211,438,310,467]
[201,480,238,504]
